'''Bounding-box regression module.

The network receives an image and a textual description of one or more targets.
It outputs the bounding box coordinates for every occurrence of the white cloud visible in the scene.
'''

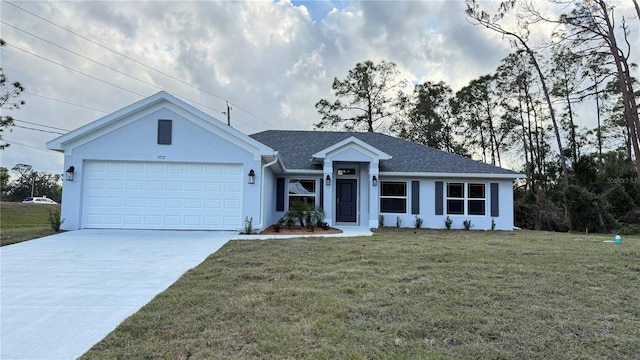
[0,0,637,175]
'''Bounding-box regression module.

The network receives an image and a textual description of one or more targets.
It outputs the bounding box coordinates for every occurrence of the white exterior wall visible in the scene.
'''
[377,178,515,231]
[59,106,263,230]
[261,165,278,229]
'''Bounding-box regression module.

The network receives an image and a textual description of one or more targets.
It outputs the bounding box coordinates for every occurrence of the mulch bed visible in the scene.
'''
[258,225,343,235]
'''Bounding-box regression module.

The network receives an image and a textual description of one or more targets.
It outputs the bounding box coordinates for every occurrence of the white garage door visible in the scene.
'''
[83,161,243,230]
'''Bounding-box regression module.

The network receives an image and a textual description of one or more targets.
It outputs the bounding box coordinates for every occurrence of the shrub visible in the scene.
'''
[463,219,472,230]
[378,214,384,227]
[619,224,640,235]
[48,210,64,232]
[535,191,566,231]
[566,185,610,233]
[272,218,284,232]
[602,184,637,220]
[284,201,324,230]
[491,218,496,231]
[285,201,307,227]
[415,215,423,229]
[619,209,640,224]
[396,216,402,228]
[444,216,452,230]
[244,216,253,234]
[304,206,325,231]
[285,218,295,230]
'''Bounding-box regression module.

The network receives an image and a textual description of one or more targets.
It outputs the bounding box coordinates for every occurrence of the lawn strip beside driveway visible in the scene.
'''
[1,229,232,360]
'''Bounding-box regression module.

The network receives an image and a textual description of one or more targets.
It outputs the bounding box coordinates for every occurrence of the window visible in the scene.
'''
[288,179,316,208]
[468,183,486,215]
[446,182,486,215]
[157,119,172,145]
[380,181,407,213]
[446,183,464,214]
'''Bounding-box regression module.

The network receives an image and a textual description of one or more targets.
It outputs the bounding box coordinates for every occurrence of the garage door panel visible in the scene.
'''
[83,161,243,230]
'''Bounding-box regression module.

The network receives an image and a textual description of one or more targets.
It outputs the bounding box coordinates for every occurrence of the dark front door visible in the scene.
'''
[336,179,357,222]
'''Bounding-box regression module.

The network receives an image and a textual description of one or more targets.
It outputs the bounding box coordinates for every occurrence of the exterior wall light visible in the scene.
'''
[325,174,331,186]
[372,175,378,186]
[65,166,75,181]
[248,169,255,184]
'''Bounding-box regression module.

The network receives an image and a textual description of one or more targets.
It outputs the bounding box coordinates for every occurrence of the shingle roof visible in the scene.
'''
[250,130,519,176]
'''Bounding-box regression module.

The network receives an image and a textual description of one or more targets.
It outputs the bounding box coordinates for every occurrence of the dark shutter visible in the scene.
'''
[491,183,499,217]
[319,178,324,209]
[435,181,443,215]
[157,119,172,145]
[276,178,285,211]
[411,181,420,214]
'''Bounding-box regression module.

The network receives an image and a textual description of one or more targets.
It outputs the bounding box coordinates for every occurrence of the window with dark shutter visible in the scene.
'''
[276,178,285,211]
[411,181,420,214]
[157,119,172,145]
[491,183,499,217]
[435,181,443,215]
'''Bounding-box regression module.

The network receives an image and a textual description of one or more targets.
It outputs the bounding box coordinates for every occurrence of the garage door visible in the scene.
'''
[83,161,243,230]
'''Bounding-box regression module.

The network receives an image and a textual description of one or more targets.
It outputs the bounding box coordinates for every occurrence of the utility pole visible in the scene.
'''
[223,101,232,127]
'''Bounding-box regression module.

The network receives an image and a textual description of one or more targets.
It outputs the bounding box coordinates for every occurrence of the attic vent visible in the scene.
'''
[157,119,172,145]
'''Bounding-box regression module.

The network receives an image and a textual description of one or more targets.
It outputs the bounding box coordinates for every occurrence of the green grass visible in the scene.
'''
[0,201,62,246]
[81,229,640,359]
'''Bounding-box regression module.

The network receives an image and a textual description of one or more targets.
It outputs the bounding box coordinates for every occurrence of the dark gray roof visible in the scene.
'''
[250,130,519,176]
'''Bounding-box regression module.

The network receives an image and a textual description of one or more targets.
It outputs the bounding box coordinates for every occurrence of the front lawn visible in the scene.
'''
[0,202,62,246]
[81,229,640,359]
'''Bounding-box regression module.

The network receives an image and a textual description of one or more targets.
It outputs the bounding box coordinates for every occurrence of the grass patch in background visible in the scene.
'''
[81,229,640,359]
[1,202,62,246]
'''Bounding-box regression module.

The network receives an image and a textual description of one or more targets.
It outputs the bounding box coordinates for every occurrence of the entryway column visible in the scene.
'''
[368,161,380,228]
[323,162,334,226]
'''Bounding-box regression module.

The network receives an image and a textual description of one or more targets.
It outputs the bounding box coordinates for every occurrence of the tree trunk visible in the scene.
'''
[598,0,640,184]
[518,86,532,190]
[525,46,570,187]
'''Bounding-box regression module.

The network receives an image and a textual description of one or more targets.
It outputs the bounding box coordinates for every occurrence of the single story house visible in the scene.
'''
[47,91,522,231]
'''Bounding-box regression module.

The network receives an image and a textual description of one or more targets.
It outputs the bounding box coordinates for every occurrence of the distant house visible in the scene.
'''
[47,91,522,231]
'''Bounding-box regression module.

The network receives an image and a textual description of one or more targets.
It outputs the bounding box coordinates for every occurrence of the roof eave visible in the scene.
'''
[379,171,524,179]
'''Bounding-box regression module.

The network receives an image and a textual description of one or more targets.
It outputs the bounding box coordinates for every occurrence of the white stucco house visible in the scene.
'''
[47,91,523,232]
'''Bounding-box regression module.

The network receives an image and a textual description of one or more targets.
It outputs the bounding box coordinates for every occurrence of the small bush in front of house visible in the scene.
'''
[304,206,325,232]
[396,216,402,228]
[463,219,472,231]
[244,216,253,234]
[285,201,307,228]
[284,201,325,231]
[48,210,64,232]
[444,216,452,230]
[272,218,284,232]
[286,218,295,230]
[491,218,496,231]
[415,215,423,229]
[379,214,384,227]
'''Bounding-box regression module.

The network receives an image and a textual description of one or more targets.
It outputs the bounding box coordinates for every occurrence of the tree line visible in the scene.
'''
[314,0,640,234]
[1,165,62,203]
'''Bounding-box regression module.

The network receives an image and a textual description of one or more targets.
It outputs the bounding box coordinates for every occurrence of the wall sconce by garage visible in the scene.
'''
[325,174,331,186]
[372,175,378,186]
[65,166,75,181]
[248,169,256,184]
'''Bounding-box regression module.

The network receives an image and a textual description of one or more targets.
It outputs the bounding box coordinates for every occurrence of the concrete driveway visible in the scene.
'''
[1,229,232,360]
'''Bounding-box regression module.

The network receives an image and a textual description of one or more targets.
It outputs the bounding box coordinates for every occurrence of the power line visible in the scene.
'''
[7,43,147,97]
[3,21,233,121]
[11,124,66,135]
[25,92,109,113]
[4,0,277,131]
[13,119,70,132]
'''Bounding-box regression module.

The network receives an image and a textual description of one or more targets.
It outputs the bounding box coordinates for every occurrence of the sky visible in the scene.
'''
[1,0,638,177]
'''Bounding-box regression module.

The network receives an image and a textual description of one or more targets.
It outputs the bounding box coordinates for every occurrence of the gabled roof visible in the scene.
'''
[312,136,392,162]
[250,130,521,177]
[47,91,274,157]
